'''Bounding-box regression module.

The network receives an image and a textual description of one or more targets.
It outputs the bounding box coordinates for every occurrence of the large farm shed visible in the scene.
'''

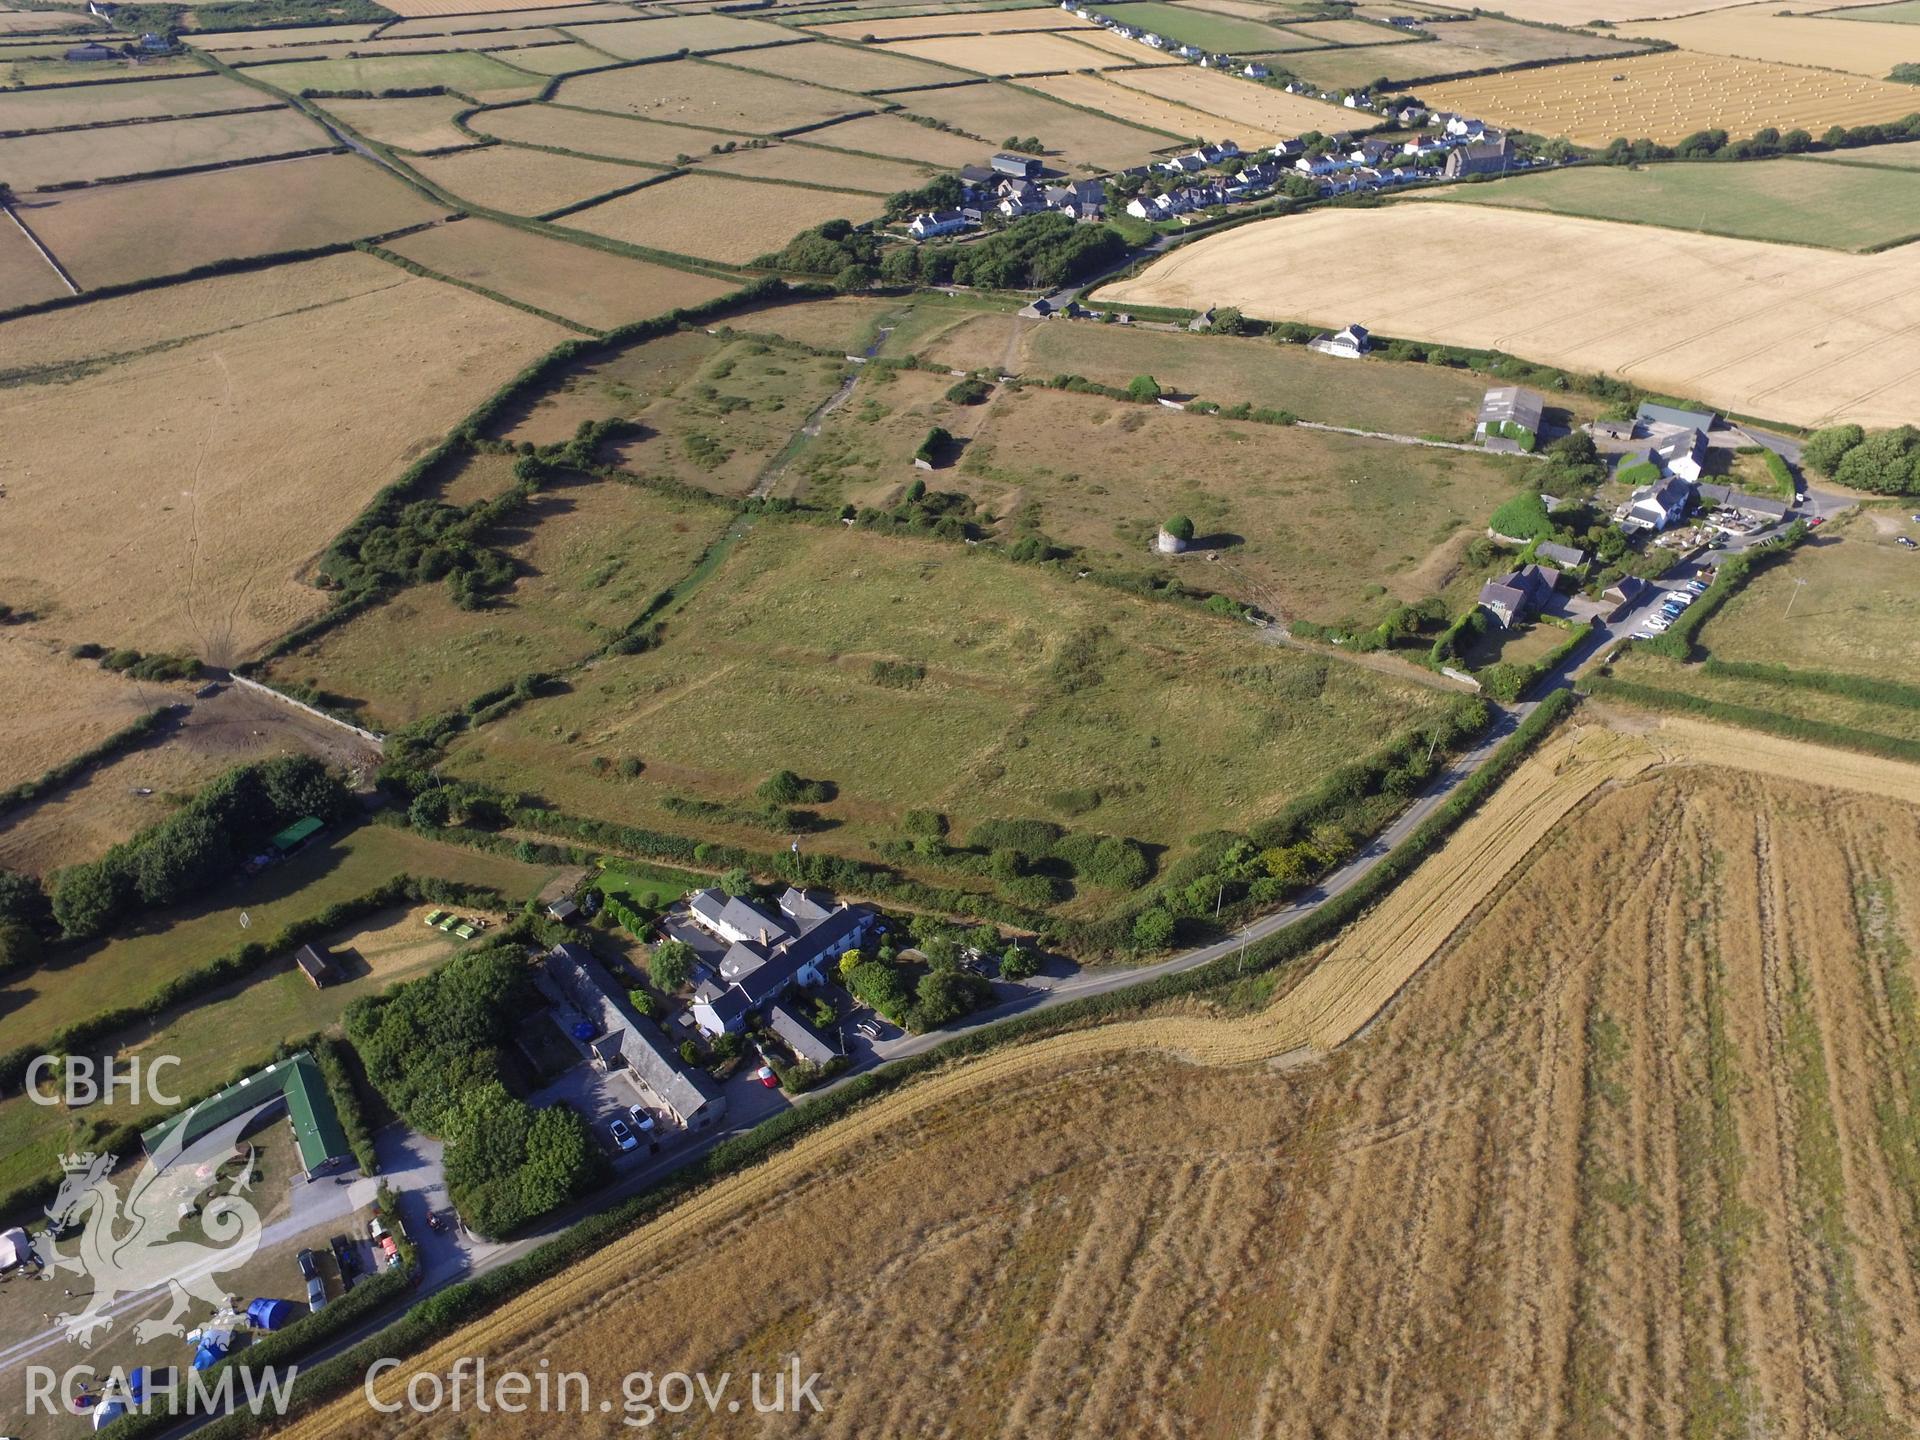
[140,1052,353,1180]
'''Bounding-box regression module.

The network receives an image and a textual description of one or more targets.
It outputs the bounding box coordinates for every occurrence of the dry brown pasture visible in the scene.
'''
[561,171,885,261]
[1023,70,1282,144]
[1423,48,1920,145]
[19,152,447,291]
[374,2,632,34]
[885,80,1173,169]
[721,291,902,349]
[0,72,275,132]
[378,0,606,17]
[556,57,864,131]
[1494,0,1876,19]
[481,326,722,446]
[316,94,483,151]
[0,638,177,793]
[184,22,385,48]
[464,102,742,162]
[1285,16,1639,87]
[221,31,568,61]
[0,680,382,876]
[721,34,972,89]
[272,717,1920,1440]
[1101,203,1920,429]
[485,39,611,73]
[259,475,732,730]
[1103,64,1362,133]
[408,142,649,214]
[0,251,565,659]
[696,137,937,191]
[0,108,331,192]
[0,217,68,309]
[806,7,1088,39]
[0,7,90,31]
[788,109,995,165]
[384,217,736,328]
[553,13,800,56]
[880,28,1173,73]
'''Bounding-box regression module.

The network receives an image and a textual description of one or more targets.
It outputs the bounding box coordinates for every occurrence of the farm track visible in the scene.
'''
[271,713,1920,1438]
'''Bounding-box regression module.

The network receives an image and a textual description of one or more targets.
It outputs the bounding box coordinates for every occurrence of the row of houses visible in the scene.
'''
[1061,0,1271,75]
[684,885,877,1039]
[906,167,1106,239]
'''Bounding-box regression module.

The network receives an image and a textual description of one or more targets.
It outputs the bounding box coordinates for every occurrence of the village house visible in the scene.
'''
[1534,540,1588,570]
[1477,563,1561,628]
[1243,61,1270,78]
[1270,138,1304,159]
[1623,473,1695,532]
[1651,427,1708,483]
[1313,323,1370,358]
[908,209,971,239]
[1045,178,1106,219]
[768,1001,839,1067]
[1476,384,1546,450]
[687,888,878,1037]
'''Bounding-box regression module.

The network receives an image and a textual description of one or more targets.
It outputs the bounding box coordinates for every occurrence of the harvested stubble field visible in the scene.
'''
[245,50,547,100]
[1696,511,1920,680]
[1276,15,1402,42]
[379,0,613,16]
[408,142,650,214]
[0,639,174,793]
[933,385,1531,626]
[15,151,447,291]
[438,522,1447,870]
[0,218,68,309]
[1421,49,1920,147]
[294,716,1920,1438]
[0,7,90,31]
[185,22,385,48]
[0,72,274,133]
[1637,1,1920,77]
[790,109,997,164]
[383,216,736,327]
[378,1,637,33]
[1102,64,1352,133]
[464,102,746,162]
[695,137,937,190]
[557,58,865,130]
[555,13,801,56]
[316,94,484,151]
[0,107,331,192]
[224,32,568,63]
[0,52,204,86]
[261,475,732,730]
[885,80,1174,169]
[0,679,382,877]
[722,35,972,90]
[561,171,886,261]
[487,39,621,73]
[1495,0,1866,19]
[1418,155,1920,250]
[879,28,1174,72]
[807,6,1086,38]
[1100,204,1920,429]
[1021,68,1282,143]
[0,251,565,658]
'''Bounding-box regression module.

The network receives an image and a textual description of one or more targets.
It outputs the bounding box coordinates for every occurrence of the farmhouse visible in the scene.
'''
[689,889,877,1036]
[1478,563,1560,628]
[909,210,970,239]
[1311,323,1371,358]
[1624,473,1694,532]
[141,1053,354,1181]
[768,1001,838,1067]
[544,943,725,1130]
[64,42,117,60]
[293,943,337,988]
[991,152,1042,179]
[1476,385,1544,450]
[1651,427,1707,483]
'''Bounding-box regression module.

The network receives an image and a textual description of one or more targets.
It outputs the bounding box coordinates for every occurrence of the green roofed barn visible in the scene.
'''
[141,1052,353,1181]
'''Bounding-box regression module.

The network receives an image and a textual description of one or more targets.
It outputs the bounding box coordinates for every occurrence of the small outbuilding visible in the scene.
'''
[546,897,581,925]
[293,944,336,989]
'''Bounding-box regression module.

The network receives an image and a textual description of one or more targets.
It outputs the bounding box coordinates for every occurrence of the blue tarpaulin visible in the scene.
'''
[191,1333,232,1371]
[246,1298,299,1331]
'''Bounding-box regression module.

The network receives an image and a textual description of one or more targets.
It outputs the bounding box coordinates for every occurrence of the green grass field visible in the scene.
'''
[246,49,543,98]
[1698,510,1920,678]
[1083,1,1297,52]
[594,860,701,911]
[1415,158,1920,251]
[440,523,1448,906]
[1605,646,1920,742]
[262,475,733,731]
[0,825,559,1059]
[1826,0,1920,21]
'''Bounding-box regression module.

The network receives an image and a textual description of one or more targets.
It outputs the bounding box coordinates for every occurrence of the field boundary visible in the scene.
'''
[229,673,386,745]
[0,101,290,141]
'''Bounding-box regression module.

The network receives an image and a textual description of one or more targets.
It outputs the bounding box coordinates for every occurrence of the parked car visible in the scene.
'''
[609,1116,637,1153]
[755,1065,779,1089]
[296,1247,320,1283]
[330,1234,358,1284]
[1900,536,1919,549]
[1810,515,1826,527]
[628,1104,655,1135]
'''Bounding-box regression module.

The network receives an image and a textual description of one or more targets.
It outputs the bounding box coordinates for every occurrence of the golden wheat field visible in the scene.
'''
[1636,2,1920,76]
[561,172,885,261]
[270,715,1920,1437]
[1422,48,1920,146]
[1103,63,1354,134]
[1100,203,1920,429]
[313,94,482,152]
[1023,69,1284,144]
[0,252,565,660]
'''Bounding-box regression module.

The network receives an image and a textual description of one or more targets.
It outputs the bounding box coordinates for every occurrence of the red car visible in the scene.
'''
[755,1065,779,1089]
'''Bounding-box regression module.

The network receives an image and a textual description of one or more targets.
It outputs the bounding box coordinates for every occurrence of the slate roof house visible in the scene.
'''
[1534,540,1587,569]
[688,889,877,1037]
[1313,323,1370,358]
[908,210,970,239]
[1624,473,1694,532]
[1445,134,1513,178]
[768,1001,839,1067]
[545,944,724,1129]
[1476,384,1545,449]
[1651,427,1707,483]
[1477,563,1560,628]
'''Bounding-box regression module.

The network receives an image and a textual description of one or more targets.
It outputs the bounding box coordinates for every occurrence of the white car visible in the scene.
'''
[608,1117,637,1153]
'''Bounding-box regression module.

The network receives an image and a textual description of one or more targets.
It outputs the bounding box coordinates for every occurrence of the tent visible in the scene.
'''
[127,1367,173,1403]
[0,1224,32,1269]
[191,1332,232,1371]
[91,1397,130,1430]
[246,1298,299,1331]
